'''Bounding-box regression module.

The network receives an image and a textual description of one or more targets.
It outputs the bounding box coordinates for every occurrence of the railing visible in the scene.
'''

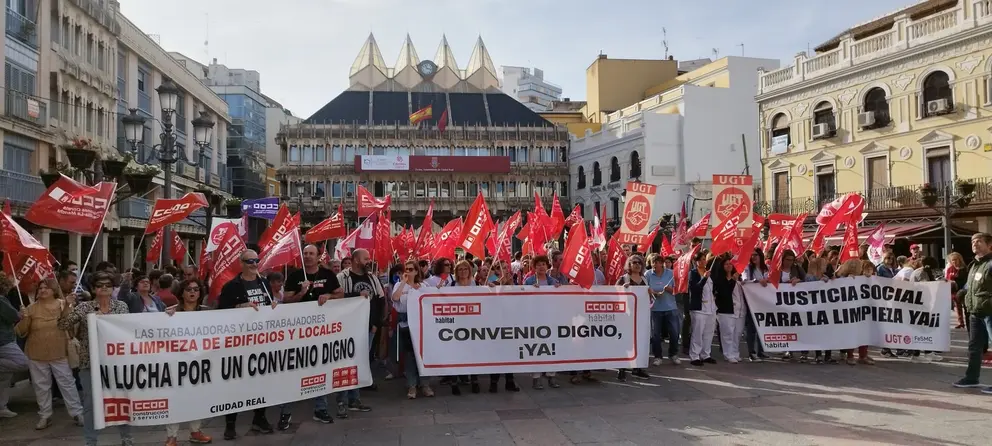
[0,169,44,205]
[4,90,47,127]
[753,197,818,216]
[5,7,38,49]
[978,0,992,21]
[759,5,974,94]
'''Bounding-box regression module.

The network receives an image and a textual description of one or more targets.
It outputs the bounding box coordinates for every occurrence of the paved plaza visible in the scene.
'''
[1,330,990,446]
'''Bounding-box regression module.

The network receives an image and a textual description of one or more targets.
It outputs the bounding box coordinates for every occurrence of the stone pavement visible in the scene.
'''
[2,329,992,445]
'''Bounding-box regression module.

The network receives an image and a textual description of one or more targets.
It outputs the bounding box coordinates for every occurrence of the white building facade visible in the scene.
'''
[569,56,779,225]
[500,65,562,112]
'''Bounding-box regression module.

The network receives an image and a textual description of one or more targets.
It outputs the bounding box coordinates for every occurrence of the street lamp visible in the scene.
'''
[121,85,216,267]
[921,181,973,258]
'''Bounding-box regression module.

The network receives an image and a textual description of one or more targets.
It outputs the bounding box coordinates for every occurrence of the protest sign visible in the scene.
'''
[88,298,371,428]
[742,276,951,352]
[406,286,649,375]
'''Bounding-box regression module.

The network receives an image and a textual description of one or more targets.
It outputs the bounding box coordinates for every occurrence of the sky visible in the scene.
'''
[120,0,916,119]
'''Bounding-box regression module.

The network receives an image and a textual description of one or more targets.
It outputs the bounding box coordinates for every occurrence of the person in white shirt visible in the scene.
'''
[894,256,915,281]
[423,258,454,288]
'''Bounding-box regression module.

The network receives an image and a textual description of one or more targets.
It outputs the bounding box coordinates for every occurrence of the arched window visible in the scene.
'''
[813,102,834,128]
[577,166,586,189]
[769,113,790,153]
[862,87,890,128]
[609,156,621,182]
[629,151,641,178]
[922,71,952,117]
[592,162,602,186]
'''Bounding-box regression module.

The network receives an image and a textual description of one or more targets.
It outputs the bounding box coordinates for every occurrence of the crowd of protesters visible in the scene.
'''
[0,232,990,446]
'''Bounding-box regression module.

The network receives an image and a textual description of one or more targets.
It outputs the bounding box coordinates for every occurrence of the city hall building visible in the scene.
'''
[275,34,570,232]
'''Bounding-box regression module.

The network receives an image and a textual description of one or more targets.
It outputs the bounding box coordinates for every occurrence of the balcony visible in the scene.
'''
[5,7,38,50]
[0,169,44,208]
[4,90,47,127]
[759,3,992,94]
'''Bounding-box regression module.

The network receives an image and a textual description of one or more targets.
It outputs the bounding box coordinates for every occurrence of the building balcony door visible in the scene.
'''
[926,149,951,186]
[773,171,789,213]
[815,165,836,209]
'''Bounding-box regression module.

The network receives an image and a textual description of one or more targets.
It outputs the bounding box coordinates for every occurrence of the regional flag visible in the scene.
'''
[410,105,433,126]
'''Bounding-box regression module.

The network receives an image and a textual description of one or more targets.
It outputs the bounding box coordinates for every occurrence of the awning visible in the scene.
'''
[804,223,975,243]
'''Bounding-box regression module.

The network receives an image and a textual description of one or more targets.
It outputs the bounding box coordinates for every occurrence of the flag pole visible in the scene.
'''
[297,229,308,282]
[6,255,27,308]
[76,187,117,290]
[130,235,147,269]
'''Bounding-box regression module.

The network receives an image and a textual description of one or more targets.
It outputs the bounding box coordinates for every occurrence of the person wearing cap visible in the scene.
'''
[910,244,923,262]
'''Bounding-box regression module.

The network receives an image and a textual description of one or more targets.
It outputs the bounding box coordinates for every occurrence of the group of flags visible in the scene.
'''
[409,104,448,132]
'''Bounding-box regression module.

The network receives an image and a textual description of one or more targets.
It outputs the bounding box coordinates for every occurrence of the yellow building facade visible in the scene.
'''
[758,0,992,240]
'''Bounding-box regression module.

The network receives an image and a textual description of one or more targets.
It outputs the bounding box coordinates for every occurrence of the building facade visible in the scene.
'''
[1,0,231,270]
[757,0,992,253]
[277,34,569,236]
[500,66,563,112]
[570,56,778,225]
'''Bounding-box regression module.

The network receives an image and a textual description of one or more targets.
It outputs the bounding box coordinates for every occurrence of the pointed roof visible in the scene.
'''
[465,36,497,77]
[395,34,420,72]
[434,34,459,70]
[349,33,387,77]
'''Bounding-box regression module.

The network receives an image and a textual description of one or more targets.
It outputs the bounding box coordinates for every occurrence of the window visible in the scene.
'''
[814,164,836,208]
[137,70,146,92]
[773,171,789,212]
[331,182,342,198]
[593,201,601,220]
[862,87,890,127]
[577,203,585,219]
[302,146,313,163]
[315,145,326,162]
[609,156,621,182]
[866,157,887,192]
[592,161,602,186]
[813,102,834,129]
[289,145,300,162]
[416,182,426,198]
[85,103,93,133]
[2,140,32,174]
[98,42,105,71]
[926,147,952,185]
[577,166,586,189]
[5,61,37,95]
[921,71,952,117]
[87,33,94,64]
[61,18,69,49]
[97,108,104,136]
[559,181,568,197]
[629,151,641,178]
[441,181,451,197]
[770,113,790,152]
[611,198,620,221]
[74,25,82,55]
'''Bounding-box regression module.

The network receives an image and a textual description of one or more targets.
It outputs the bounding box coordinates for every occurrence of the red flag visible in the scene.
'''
[709,202,747,257]
[145,230,164,263]
[259,205,300,258]
[433,219,462,260]
[673,244,702,294]
[605,231,628,285]
[305,204,346,243]
[2,252,56,292]
[26,175,114,235]
[170,230,187,264]
[258,227,303,273]
[533,193,554,239]
[839,216,861,263]
[660,235,674,257]
[809,193,865,253]
[765,213,803,253]
[549,194,566,238]
[686,213,711,239]
[559,222,594,289]
[438,108,448,133]
[197,244,210,281]
[637,226,659,254]
[493,211,521,263]
[357,185,390,218]
[319,245,331,266]
[459,192,495,259]
[563,204,582,228]
[207,221,247,305]
[526,212,548,256]
[485,219,500,256]
[145,192,209,235]
[373,210,393,267]
[732,219,764,274]
[415,200,435,259]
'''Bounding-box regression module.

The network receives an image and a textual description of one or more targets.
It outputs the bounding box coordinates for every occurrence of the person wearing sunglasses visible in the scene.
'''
[424,258,454,288]
[57,271,131,446]
[162,279,212,446]
[391,259,434,399]
[616,255,650,380]
[217,249,277,440]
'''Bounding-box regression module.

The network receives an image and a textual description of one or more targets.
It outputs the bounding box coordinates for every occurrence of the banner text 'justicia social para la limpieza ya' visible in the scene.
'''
[89,298,371,428]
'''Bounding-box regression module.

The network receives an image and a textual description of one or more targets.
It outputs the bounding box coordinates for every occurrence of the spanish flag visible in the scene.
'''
[409,105,432,126]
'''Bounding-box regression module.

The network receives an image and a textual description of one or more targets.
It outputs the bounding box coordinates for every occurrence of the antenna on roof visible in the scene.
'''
[712,48,719,59]
[737,43,744,56]
[204,12,209,61]
[662,27,669,59]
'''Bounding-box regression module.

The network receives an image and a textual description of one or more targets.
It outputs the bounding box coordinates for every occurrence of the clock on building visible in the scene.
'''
[418,60,438,78]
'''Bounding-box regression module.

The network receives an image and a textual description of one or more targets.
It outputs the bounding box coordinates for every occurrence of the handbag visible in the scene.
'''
[60,300,81,368]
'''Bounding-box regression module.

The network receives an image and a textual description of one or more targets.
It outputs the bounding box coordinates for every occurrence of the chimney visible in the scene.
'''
[563,98,570,102]
[598,54,608,60]
[668,55,674,60]
[212,58,218,65]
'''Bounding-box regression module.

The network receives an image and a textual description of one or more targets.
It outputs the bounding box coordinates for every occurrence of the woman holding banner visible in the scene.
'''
[524,255,562,389]
[804,258,836,364]
[162,279,213,445]
[448,260,481,395]
[57,271,132,446]
[616,255,651,380]
[741,251,769,362]
[835,260,875,365]
[391,259,435,399]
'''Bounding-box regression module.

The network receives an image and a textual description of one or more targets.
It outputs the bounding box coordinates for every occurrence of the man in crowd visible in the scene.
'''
[0,288,28,418]
[183,266,197,281]
[954,232,992,392]
[335,249,381,418]
[276,244,344,429]
[217,249,277,440]
[646,254,681,366]
[549,251,569,285]
[156,274,178,307]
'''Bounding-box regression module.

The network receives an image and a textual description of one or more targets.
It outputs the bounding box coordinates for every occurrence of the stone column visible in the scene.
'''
[978,216,992,235]
[32,228,51,247]
[99,233,109,263]
[123,235,136,270]
[69,233,82,266]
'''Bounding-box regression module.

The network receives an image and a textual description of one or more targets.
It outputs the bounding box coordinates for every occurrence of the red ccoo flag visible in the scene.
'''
[559,221,594,289]
[306,204,346,243]
[258,227,303,273]
[459,192,495,259]
[26,174,114,235]
[170,230,187,264]
[145,193,209,235]
[146,230,165,263]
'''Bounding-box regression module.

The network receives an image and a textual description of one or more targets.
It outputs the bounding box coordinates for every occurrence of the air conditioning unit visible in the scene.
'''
[927,98,952,115]
[858,111,876,128]
[811,123,832,140]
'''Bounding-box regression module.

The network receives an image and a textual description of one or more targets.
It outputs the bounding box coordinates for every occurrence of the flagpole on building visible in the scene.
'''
[76,188,117,290]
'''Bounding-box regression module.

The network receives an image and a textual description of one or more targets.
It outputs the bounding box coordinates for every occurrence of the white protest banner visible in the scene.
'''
[743,276,951,352]
[407,286,649,375]
[88,298,371,428]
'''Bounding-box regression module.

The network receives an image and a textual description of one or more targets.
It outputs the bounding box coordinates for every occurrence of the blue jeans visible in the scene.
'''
[399,326,422,388]
[745,309,764,356]
[336,389,359,405]
[964,314,992,382]
[651,310,681,359]
[280,395,327,415]
[79,369,132,446]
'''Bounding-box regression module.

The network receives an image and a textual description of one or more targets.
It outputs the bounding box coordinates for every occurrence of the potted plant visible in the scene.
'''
[101,152,131,181]
[919,183,938,207]
[225,197,243,218]
[61,137,98,170]
[38,163,76,188]
[123,164,161,194]
[955,179,976,196]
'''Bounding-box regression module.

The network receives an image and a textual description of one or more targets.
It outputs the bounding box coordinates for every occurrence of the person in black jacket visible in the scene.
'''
[334,249,379,418]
